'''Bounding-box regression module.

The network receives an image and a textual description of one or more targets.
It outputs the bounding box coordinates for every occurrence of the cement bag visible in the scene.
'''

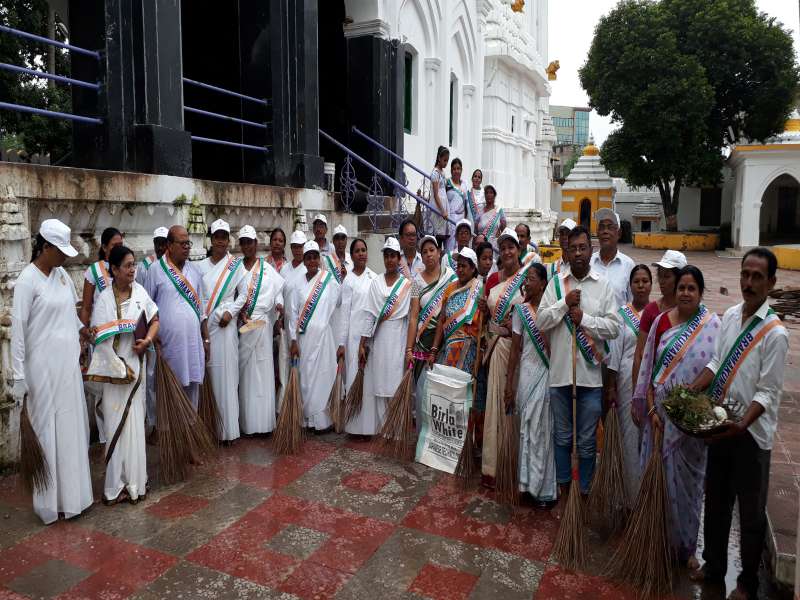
[415,364,472,473]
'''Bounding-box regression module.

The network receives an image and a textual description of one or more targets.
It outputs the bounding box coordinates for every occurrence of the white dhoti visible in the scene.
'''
[206,318,240,440]
[239,319,278,433]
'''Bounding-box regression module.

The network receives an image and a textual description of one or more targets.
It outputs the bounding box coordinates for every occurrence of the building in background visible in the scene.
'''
[549,105,590,145]
[559,140,614,235]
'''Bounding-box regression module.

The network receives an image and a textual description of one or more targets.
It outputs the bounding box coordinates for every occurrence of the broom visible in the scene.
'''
[326,358,345,433]
[551,328,587,570]
[606,426,673,598]
[344,348,368,426]
[373,362,416,461]
[18,394,50,494]
[273,359,304,454]
[454,323,485,488]
[587,399,629,537]
[198,368,221,443]
[495,404,521,506]
[155,351,217,483]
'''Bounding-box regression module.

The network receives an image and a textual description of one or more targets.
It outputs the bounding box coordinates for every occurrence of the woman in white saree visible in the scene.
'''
[88,245,159,505]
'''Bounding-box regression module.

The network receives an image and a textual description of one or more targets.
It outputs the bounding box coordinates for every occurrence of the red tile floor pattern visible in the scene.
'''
[0,245,796,600]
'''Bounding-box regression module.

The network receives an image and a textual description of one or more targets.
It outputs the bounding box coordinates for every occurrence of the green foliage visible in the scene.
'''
[580,0,799,230]
[562,145,582,179]
[0,0,72,160]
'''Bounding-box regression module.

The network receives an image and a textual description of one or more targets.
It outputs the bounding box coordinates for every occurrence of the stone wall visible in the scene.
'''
[0,162,353,469]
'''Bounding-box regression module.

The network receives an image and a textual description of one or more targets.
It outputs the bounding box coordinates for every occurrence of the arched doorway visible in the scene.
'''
[759,174,800,245]
[579,199,592,230]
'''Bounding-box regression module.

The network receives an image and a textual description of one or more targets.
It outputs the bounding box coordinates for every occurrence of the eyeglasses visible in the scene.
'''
[172,240,193,248]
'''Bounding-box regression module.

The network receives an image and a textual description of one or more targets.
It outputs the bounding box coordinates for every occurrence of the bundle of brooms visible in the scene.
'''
[587,401,628,537]
[326,358,345,433]
[453,324,485,489]
[552,332,587,570]
[198,368,222,444]
[343,366,365,427]
[155,352,217,484]
[495,405,520,506]
[373,363,416,461]
[18,395,50,494]
[606,427,673,598]
[274,359,304,454]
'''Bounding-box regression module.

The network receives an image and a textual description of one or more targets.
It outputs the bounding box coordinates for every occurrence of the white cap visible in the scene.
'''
[153,227,169,239]
[312,214,327,226]
[497,227,519,245]
[303,240,320,255]
[332,224,348,238]
[419,234,438,249]
[457,246,478,267]
[382,237,401,253]
[455,218,474,235]
[595,208,619,226]
[238,225,257,240]
[210,219,230,235]
[40,219,78,258]
[558,218,577,231]
[289,230,307,246]
[652,250,687,270]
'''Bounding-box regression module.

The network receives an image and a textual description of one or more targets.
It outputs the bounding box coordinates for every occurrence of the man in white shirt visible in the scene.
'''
[550,217,576,279]
[537,225,620,506]
[398,218,424,278]
[324,224,354,282]
[589,208,635,308]
[689,247,788,600]
[312,214,332,256]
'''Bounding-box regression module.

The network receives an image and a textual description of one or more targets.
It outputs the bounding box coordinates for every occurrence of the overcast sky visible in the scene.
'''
[548,0,800,146]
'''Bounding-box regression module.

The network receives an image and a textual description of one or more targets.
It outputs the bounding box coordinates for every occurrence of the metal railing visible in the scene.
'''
[0,25,103,125]
[351,126,431,182]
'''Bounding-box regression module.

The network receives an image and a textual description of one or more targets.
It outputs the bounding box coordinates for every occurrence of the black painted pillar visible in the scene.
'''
[270,0,324,188]
[346,35,405,187]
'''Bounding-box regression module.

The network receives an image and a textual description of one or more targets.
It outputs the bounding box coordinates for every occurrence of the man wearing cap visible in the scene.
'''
[146,225,209,410]
[398,218,424,278]
[232,225,285,435]
[287,240,343,432]
[197,219,246,442]
[136,227,169,287]
[324,224,353,284]
[442,219,474,271]
[277,230,308,399]
[516,223,541,263]
[312,214,332,256]
[537,225,620,509]
[11,219,93,524]
[590,208,635,308]
[550,218,576,279]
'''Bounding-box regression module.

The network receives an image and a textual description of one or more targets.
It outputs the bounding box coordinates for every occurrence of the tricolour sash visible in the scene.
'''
[379,276,411,324]
[442,279,483,343]
[709,309,784,402]
[297,270,332,335]
[205,255,243,315]
[243,258,265,318]
[483,208,504,240]
[416,272,457,340]
[620,304,641,336]
[91,261,111,292]
[142,254,156,270]
[491,263,531,324]
[652,305,711,386]
[466,189,481,222]
[554,274,608,365]
[159,255,202,320]
[323,253,345,284]
[266,255,285,273]
[549,259,563,279]
[93,319,138,345]
[516,303,550,369]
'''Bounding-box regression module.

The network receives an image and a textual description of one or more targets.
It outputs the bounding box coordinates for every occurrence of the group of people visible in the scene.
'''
[10,194,787,599]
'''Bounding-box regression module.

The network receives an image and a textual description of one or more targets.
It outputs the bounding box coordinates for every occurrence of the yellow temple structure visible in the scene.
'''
[560,138,615,235]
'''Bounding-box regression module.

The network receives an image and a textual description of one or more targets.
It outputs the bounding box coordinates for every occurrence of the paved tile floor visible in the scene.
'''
[0,245,797,600]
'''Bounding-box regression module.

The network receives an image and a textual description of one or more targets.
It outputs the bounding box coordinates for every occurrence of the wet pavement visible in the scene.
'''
[0,245,797,600]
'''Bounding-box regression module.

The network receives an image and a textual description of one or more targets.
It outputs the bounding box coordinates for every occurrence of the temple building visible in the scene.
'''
[559,139,614,234]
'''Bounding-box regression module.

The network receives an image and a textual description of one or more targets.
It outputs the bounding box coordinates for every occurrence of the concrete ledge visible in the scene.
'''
[634,232,719,251]
[538,244,562,264]
[772,245,800,271]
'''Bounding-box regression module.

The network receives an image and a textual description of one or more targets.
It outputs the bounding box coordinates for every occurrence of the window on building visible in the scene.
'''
[574,111,590,146]
[403,52,413,134]
[449,74,458,146]
[699,187,722,227]
[511,114,515,133]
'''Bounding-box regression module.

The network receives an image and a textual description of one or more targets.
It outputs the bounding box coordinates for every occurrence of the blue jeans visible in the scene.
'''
[550,385,602,494]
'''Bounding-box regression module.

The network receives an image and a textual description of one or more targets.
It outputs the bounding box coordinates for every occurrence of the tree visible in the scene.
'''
[0,0,72,160]
[562,145,582,179]
[580,0,799,231]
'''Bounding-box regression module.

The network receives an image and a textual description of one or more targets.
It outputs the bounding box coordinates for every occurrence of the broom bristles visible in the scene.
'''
[343,367,365,426]
[326,361,345,433]
[18,399,50,494]
[198,370,222,444]
[606,431,674,598]
[551,475,587,570]
[273,365,304,454]
[495,411,520,506]
[373,367,416,461]
[156,354,217,484]
[587,404,629,536]
[453,409,478,488]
